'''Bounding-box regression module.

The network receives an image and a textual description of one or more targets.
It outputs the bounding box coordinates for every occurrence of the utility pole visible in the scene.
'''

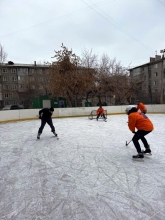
[160,49,165,104]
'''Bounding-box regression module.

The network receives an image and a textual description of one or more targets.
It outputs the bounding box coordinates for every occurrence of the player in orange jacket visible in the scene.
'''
[125,105,154,159]
[137,101,147,114]
[96,106,106,121]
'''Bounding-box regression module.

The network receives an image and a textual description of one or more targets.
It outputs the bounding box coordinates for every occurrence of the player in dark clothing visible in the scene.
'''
[37,107,57,139]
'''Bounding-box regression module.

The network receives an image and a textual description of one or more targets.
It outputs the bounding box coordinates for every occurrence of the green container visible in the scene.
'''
[85,101,92,107]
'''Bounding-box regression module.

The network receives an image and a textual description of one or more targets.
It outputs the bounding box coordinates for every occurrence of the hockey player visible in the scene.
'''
[125,105,154,159]
[37,107,57,139]
[137,101,147,114]
[96,106,106,121]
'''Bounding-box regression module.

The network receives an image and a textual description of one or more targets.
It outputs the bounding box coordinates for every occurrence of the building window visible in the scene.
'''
[31,85,35,89]
[12,101,17,105]
[4,93,9,98]
[4,101,9,105]
[3,76,8,81]
[12,76,17,81]
[29,68,34,73]
[154,72,158,77]
[18,76,24,81]
[148,72,151,79]
[2,68,8,73]
[12,85,17,90]
[154,63,158,68]
[153,81,158,86]
[11,69,17,73]
[3,85,9,90]
[30,76,35,81]
[18,68,28,73]
[19,84,23,89]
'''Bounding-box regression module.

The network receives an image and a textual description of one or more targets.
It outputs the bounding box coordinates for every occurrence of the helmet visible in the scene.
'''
[125,105,137,115]
[49,107,54,112]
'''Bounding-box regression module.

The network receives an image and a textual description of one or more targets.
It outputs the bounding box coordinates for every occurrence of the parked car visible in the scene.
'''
[2,105,24,110]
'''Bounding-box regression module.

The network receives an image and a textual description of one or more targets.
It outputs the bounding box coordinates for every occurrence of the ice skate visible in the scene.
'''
[37,133,41,139]
[132,153,144,160]
[142,148,152,155]
[53,132,58,137]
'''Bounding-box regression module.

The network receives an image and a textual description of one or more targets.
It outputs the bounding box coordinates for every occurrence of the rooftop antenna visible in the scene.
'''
[155,50,157,55]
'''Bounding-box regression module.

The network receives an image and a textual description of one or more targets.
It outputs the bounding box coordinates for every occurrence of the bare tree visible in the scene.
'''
[48,44,96,107]
[0,43,7,64]
[91,54,137,105]
[47,44,137,107]
[81,48,98,69]
[0,44,8,107]
[80,48,98,105]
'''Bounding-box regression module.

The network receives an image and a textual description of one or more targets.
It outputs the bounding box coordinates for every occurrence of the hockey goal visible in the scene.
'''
[88,110,107,120]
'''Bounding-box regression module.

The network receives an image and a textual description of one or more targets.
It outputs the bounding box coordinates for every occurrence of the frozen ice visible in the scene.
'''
[0,114,165,220]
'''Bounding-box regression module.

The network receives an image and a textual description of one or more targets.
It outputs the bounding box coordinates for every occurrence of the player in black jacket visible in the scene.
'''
[37,107,57,139]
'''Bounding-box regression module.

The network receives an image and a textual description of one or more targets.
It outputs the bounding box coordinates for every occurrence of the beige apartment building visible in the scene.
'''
[129,54,165,104]
[0,61,50,109]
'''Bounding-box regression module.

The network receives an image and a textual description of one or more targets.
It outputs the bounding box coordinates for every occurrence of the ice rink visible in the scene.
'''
[0,114,165,220]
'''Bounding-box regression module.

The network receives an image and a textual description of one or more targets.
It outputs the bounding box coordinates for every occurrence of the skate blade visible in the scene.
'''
[143,153,152,156]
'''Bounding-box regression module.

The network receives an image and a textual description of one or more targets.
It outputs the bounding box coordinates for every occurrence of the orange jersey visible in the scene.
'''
[128,112,154,132]
[96,107,104,115]
[137,102,147,112]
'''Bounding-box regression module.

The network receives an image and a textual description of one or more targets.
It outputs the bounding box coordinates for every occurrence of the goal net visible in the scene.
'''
[88,110,107,120]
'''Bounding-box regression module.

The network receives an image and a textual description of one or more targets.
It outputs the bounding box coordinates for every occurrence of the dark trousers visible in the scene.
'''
[97,113,106,119]
[132,130,152,153]
[38,119,55,134]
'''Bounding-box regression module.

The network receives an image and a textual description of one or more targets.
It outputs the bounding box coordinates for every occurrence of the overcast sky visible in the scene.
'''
[0,0,165,68]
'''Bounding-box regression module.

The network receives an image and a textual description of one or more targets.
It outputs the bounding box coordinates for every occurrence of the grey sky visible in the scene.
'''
[0,0,165,68]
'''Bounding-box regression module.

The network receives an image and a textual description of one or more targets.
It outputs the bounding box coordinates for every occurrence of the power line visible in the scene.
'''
[81,0,155,52]
[156,0,165,6]
[0,0,114,39]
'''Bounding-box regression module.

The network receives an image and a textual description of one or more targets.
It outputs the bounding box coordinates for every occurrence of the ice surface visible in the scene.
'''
[0,114,165,220]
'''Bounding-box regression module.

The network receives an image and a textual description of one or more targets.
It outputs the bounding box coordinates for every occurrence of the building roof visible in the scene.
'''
[129,56,165,71]
[0,61,50,68]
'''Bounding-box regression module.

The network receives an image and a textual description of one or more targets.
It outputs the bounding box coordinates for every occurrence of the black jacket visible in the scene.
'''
[39,108,53,119]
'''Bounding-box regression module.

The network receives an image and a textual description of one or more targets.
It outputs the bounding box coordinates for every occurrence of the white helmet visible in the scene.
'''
[125,105,136,114]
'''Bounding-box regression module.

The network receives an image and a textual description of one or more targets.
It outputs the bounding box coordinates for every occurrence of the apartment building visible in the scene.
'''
[0,61,50,109]
[129,54,165,104]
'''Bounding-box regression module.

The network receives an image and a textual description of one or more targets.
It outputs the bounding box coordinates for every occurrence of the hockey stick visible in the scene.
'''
[125,140,132,146]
